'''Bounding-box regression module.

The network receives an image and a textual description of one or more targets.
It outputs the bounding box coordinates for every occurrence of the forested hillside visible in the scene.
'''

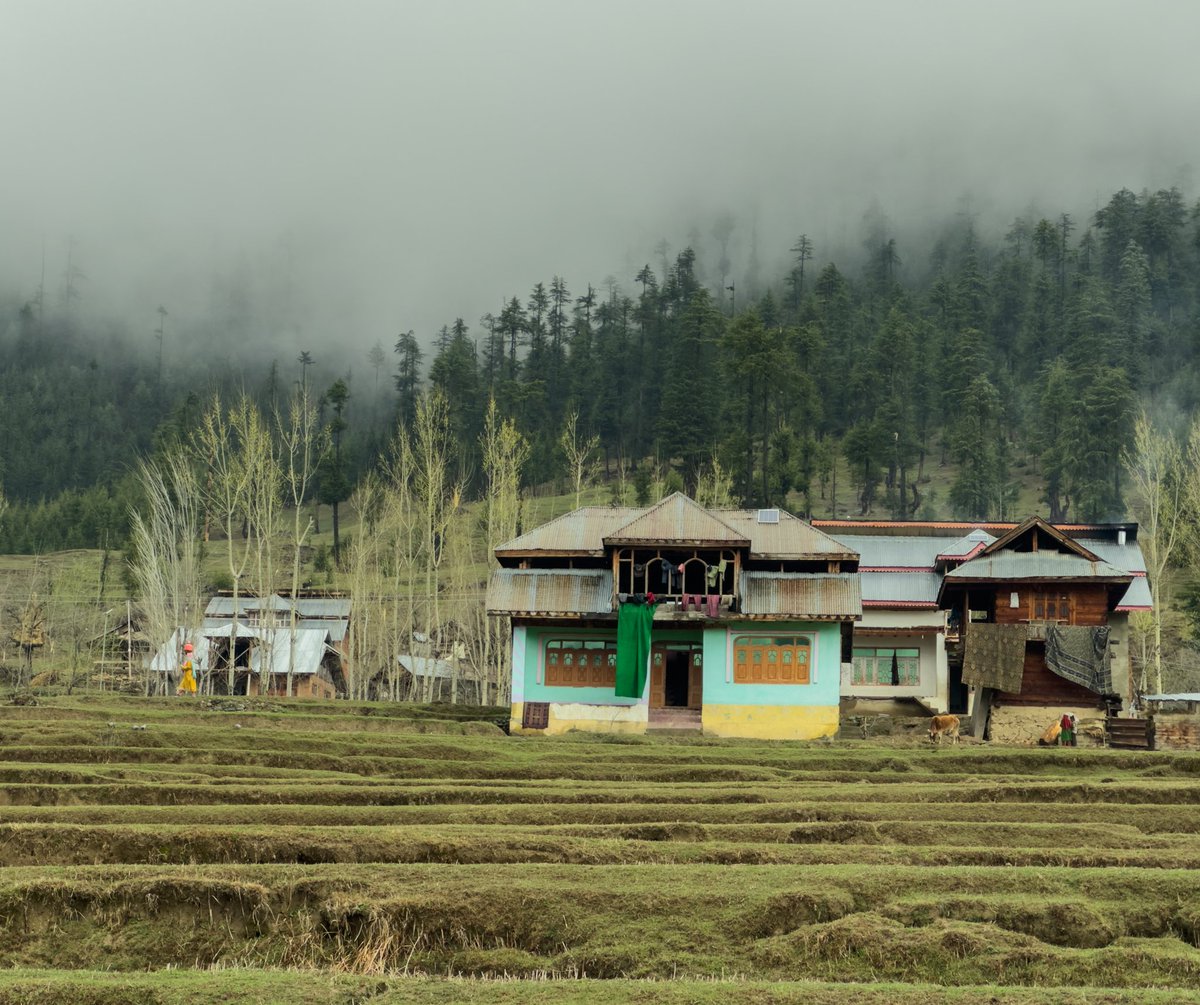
[2,184,1198,553]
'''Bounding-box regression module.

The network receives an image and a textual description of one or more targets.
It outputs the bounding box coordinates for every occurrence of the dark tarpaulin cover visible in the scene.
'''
[961,622,1027,693]
[615,601,656,698]
[1045,624,1113,695]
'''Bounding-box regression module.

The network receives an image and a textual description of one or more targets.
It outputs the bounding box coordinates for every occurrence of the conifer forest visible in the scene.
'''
[1,185,1197,554]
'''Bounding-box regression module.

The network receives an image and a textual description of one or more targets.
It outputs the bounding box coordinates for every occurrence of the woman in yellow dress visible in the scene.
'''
[178,642,197,695]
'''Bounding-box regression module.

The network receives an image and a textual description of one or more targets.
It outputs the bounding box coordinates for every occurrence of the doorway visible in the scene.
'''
[664,650,690,707]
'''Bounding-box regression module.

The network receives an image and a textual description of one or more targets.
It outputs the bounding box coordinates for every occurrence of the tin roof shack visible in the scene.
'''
[938,517,1133,740]
[487,493,860,739]
[149,592,350,697]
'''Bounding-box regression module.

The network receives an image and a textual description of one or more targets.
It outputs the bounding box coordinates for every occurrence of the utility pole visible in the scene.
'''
[726,283,736,315]
[155,306,168,388]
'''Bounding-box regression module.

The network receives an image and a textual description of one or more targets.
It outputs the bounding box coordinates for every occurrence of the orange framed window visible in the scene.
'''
[544,638,617,688]
[732,635,812,685]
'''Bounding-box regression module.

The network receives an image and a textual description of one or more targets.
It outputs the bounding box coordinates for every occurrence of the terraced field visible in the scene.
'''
[2,695,1200,1003]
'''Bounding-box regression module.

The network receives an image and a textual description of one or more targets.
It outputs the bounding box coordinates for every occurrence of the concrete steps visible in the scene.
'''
[647,707,702,732]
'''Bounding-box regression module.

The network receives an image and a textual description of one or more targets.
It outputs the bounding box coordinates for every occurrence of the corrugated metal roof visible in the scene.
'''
[299,618,348,641]
[860,571,942,606]
[606,494,748,545]
[397,654,455,679]
[717,509,856,559]
[204,595,351,618]
[496,506,642,555]
[149,628,209,675]
[830,534,945,568]
[498,496,853,560]
[294,597,352,617]
[1116,576,1152,610]
[739,572,861,619]
[937,529,996,559]
[1073,538,1148,575]
[249,628,330,677]
[944,552,1132,581]
[486,569,614,615]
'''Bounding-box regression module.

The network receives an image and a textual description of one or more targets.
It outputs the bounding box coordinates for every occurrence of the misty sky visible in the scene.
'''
[4,0,1199,361]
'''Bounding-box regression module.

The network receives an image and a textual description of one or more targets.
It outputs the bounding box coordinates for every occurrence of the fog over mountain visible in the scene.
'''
[3,0,1198,356]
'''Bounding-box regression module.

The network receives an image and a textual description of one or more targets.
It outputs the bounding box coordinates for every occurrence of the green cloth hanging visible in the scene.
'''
[615,601,656,698]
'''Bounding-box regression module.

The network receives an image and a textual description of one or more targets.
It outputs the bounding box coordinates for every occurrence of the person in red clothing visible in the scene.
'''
[1058,712,1077,747]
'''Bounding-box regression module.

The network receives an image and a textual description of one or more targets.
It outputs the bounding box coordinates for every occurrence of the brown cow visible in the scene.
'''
[929,714,960,744]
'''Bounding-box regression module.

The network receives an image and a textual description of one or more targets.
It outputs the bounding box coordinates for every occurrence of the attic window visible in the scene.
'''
[757,509,780,525]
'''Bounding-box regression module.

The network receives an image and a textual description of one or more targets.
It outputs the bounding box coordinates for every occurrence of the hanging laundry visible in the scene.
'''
[616,598,658,698]
[706,565,719,588]
[681,594,691,613]
[706,594,720,617]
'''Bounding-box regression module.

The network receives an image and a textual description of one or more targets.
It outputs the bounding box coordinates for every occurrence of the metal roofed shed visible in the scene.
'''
[486,569,614,616]
[248,628,333,677]
[739,572,861,620]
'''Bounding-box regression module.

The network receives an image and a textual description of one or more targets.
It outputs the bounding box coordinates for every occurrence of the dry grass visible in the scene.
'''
[1,695,1200,994]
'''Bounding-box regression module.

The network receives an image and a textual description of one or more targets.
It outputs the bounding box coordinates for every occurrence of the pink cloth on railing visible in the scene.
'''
[706,594,720,617]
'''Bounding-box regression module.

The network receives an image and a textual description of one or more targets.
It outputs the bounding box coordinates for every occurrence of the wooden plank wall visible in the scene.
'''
[995,641,1104,708]
[992,585,1110,626]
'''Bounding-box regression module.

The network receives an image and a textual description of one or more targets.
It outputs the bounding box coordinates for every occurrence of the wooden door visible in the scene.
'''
[650,649,666,707]
[688,651,703,709]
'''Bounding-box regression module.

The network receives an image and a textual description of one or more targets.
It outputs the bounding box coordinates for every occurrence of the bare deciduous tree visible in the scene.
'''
[559,410,598,510]
[480,396,529,703]
[278,387,326,696]
[128,451,203,695]
[1124,412,1189,695]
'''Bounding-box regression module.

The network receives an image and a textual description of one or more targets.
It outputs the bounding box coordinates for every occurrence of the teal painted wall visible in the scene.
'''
[701,622,841,707]
[517,624,704,705]
[514,621,841,707]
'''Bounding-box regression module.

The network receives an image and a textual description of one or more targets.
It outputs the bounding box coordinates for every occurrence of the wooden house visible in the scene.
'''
[815,517,1149,726]
[486,493,861,739]
[939,517,1134,726]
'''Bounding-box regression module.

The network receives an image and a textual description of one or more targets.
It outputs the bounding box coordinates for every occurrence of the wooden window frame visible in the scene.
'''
[543,637,618,688]
[732,634,813,685]
[1029,591,1073,625]
[851,647,920,687]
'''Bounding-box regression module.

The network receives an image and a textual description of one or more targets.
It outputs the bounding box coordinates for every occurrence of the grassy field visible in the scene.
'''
[2,694,1200,1002]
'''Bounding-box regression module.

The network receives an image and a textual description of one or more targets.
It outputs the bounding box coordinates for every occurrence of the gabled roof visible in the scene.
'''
[604,493,748,547]
[936,529,995,563]
[979,515,1104,563]
[496,495,852,561]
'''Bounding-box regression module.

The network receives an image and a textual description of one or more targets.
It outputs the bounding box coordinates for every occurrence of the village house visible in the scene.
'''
[486,493,861,739]
[815,516,1150,737]
[150,592,350,698]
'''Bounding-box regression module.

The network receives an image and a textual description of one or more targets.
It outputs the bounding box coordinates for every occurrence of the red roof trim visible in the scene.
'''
[1116,605,1152,612]
[935,543,987,563]
[813,519,1133,532]
[863,600,940,609]
[861,566,935,573]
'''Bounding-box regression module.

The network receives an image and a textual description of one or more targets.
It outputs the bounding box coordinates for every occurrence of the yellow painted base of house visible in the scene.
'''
[509,701,648,736]
[701,703,839,740]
